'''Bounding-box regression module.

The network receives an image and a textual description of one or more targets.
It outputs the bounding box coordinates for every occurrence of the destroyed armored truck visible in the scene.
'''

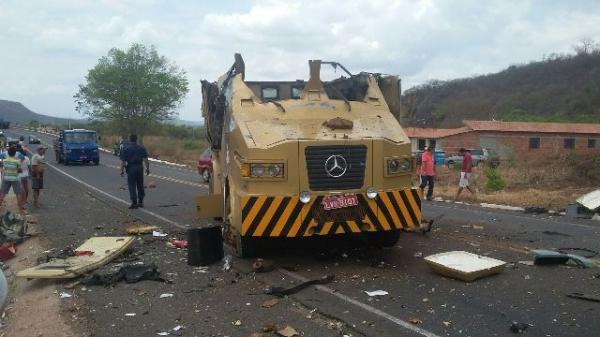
[198,54,421,257]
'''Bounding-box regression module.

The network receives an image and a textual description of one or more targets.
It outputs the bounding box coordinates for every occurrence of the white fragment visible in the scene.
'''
[365,290,389,297]
[125,313,136,317]
[58,292,72,299]
[152,231,168,237]
[159,293,174,298]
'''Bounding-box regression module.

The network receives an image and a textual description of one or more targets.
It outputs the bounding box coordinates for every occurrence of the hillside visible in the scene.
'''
[401,50,600,127]
[0,99,78,125]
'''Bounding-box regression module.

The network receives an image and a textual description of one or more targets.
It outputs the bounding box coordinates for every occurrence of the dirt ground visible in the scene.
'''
[0,195,91,337]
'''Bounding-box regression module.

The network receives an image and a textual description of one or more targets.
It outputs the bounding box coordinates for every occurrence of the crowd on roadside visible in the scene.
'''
[0,136,47,214]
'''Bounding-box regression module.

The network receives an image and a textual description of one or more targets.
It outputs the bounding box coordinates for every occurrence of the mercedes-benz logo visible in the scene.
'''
[325,154,348,178]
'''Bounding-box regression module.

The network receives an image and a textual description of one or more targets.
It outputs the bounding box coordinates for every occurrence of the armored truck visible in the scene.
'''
[198,54,420,257]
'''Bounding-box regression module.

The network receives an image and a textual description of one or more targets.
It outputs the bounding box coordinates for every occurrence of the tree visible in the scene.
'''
[75,43,189,142]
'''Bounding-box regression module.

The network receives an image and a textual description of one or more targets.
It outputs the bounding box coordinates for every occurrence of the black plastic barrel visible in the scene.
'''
[187,226,224,266]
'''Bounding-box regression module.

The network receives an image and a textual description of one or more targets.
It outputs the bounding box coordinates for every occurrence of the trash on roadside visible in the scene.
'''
[566,292,600,303]
[409,318,422,325]
[159,293,174,298]
[253,258,275,273]
[152,231,168,237]
[264,275,334,297]
[157,325,183,336]
[126,225,159,235]
[0,211,28,245]
[510,321,530,333]
[171,240,188,249]
[565,203,595,219]
[524,207,547,214]
[576,190,600,211]
[222,255,232,271]
[187,226,224,267]
[414,251,423,258]
[17,237,135,279]
[532,249,597,268]
[364,290,388,297]
[125,313,136,317]
[277,325,299,337]
[424,251,506,282]
[0,242,17,262]
[58,291,72,299]
[80,263,166,286]
[518,261,535,266]
[261,298,280,308]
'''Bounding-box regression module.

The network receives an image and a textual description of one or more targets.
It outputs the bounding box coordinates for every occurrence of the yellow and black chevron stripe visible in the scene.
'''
[241,188,421,238]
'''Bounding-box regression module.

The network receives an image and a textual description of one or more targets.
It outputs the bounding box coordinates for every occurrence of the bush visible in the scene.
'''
[485,168,506,192]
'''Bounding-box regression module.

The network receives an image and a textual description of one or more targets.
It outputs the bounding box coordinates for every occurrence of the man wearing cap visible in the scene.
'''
[418,146,435,201]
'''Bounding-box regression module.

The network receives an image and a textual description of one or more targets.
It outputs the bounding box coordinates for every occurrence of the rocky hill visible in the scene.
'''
[0,99,77,125]
[402,49,600,127]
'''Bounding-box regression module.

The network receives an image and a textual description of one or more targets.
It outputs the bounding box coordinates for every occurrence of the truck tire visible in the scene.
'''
[93,159,99,166]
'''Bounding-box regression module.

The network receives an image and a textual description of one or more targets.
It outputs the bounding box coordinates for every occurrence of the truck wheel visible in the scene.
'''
[366,231,401,248]
[93,159,99,166]
[64,159,70,166]
[233,234,258,258]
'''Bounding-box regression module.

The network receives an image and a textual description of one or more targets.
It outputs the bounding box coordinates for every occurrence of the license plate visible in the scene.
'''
[322,194,359,210]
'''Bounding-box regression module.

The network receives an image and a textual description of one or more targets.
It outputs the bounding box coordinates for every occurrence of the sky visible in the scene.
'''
[1,0,600,122]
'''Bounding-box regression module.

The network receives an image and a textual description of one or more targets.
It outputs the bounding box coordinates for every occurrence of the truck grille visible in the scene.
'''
[305,145,367,191]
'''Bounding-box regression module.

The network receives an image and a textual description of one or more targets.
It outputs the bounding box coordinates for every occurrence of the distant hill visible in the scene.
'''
[402,50,600,127]
[0,99,81,125]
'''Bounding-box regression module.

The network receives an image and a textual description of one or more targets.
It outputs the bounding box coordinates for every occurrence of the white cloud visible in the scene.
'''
[1,0,599,121]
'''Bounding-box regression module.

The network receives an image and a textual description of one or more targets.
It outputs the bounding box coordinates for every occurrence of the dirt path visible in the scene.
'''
[0,195,90,337]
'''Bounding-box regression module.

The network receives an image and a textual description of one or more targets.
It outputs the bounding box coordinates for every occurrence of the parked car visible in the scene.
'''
[197,148,213,182]
[444,148,489,167]
[28,135,41,144]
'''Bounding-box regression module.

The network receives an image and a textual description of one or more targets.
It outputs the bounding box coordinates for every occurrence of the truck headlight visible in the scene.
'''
[386,158,412,175]
[367,186,378,199]
[241,162,285,179]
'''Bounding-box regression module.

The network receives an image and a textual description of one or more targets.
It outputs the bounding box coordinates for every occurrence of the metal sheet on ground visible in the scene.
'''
[16,236,134,279]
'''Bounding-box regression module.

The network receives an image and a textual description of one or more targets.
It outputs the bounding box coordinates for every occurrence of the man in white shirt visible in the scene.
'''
[18,149,31,204]
[31,147,46,207]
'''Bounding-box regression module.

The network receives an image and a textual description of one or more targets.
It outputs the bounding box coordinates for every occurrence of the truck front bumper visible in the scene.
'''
[240,188,422,238]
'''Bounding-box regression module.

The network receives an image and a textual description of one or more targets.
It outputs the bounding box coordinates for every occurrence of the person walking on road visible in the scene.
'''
[419,146,435,201]
[31,146,46,207]
[120,134,150,209]
[455,148,475,201]
[0,147,25,213]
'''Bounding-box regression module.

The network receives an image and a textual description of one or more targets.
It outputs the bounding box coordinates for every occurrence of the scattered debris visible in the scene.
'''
[58,291,72,299]
[364,290,389,297]
[414,252,423,258]
[0,211,27,245]
[480,203,525,212]
[566,292,600,303]
[262,323,277,333]
[261,298,280,308]
[159,293,174,298]
[576,190,600,211]
[81,263,166,286]
[125,313,136,317]
[518,261,535,266]
[424,251,506,282]
[542,231,571,237]
[148,181,157,188]
[442,321,452,327]
[126,225,158,235]
[170,240,188,249]
[265,275,334,297]
[152,231,168,237]
[524,207,548,214]
[222,255,232,271]
[158,204,179,208]
[0,242,16,262]
[510,322,530,333]
[565,203,595,219]
[277,325,299,337]
[409,318,422,325]
[253,258,275,273]
[533,249,597,268]
[233,320,242,326]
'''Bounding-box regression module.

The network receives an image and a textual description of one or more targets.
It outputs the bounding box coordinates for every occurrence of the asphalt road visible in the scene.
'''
[8,128,600,337]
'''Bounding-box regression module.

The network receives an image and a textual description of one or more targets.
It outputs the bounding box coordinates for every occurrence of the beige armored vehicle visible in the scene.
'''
[199,54,421,257]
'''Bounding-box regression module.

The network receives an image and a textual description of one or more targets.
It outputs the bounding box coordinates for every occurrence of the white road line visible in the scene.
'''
[46,162,187,230]
[102,163,205,188]
[46,156,443,337]
[278,268,442,337]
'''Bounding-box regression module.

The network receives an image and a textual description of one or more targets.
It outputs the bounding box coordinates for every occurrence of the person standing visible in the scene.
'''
[120,134,150,209]
[18,148,31,205]
[419,146,435,201]
[0,147,25,213]
[455,148,475,201]
[31,147,46,207]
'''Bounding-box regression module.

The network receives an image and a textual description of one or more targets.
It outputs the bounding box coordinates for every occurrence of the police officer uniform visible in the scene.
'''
[120,141,149,208]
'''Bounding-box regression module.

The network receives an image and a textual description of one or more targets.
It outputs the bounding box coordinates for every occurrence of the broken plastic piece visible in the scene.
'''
[264,275,334,297]
[152,231,168,237]
[277,325,299,337]
[365,290,389,297]
[126,225,158,235]
[424,251,506,282]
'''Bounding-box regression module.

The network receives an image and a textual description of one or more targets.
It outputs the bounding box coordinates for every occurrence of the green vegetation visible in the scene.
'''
[484,168,506,193]
[403,40,600,127]
[75,43,189,142]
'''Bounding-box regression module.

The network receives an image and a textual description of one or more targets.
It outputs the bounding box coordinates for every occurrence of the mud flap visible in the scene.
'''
[196,195,224,219]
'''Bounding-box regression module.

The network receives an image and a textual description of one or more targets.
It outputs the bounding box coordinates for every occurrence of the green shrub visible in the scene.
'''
[485,168,506,192]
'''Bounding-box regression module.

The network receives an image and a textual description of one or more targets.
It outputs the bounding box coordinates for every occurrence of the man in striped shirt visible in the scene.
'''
[0,147,25,213]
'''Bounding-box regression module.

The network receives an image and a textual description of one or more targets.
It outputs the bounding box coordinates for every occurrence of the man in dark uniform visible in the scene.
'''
[120,134,150,209]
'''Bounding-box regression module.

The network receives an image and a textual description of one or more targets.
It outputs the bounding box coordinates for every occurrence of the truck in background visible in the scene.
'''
[197,54,420,257]
[53,129,100,165]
